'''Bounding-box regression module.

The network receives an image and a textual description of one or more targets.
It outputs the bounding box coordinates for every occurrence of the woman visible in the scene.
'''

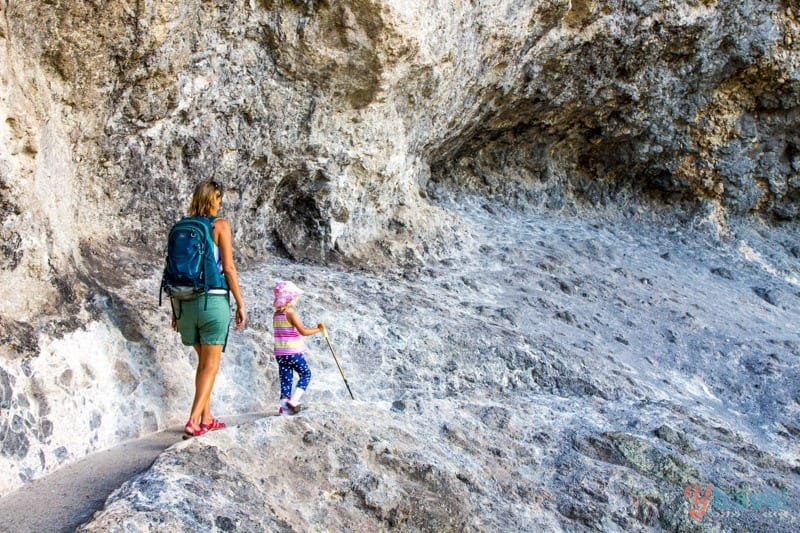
[172,180,246,437]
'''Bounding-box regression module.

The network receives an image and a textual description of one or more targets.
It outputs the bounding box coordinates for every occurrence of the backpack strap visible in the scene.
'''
[170,298,183,320]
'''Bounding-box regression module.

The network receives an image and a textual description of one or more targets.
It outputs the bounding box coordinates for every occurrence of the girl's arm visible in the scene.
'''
[286,310,325,336]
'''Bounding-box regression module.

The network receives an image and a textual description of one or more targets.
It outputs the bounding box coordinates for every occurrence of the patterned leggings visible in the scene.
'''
[276,353,312,398]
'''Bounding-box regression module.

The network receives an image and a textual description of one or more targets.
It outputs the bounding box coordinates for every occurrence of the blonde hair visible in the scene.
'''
[275,296,299,314]
[188,180,223,216]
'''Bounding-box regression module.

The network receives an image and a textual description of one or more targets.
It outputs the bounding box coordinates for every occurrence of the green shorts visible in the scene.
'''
[174,294,231,349]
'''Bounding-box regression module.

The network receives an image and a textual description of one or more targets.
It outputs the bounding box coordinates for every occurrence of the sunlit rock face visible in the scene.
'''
[0,0,799,520]
[78,206,800,531]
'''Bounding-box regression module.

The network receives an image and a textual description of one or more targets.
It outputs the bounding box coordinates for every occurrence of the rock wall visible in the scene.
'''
[1,0,799,498]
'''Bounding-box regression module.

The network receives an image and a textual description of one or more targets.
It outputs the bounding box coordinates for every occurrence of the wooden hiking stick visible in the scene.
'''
[323,329,354,399]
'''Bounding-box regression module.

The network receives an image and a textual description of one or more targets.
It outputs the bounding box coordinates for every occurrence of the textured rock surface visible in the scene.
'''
[77,201,799,531]
[2,1,799,293]
[1,0,799,529]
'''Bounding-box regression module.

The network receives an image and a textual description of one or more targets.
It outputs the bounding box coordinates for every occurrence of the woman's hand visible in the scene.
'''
[235,306,247,331]
[171,315,178,332]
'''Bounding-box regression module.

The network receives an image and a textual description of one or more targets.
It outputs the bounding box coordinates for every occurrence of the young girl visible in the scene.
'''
[272,281,325,415]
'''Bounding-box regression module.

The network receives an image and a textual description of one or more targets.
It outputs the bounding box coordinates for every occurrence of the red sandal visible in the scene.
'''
[184,418,207,437]
[200,418,226,431]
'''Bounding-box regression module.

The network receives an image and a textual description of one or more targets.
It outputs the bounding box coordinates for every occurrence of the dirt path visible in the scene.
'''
[0,413,266,533]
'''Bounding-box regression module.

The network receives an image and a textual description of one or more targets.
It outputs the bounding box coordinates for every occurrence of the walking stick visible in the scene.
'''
[323,329,354,399]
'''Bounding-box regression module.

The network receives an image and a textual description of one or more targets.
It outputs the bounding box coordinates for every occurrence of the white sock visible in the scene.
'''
[290,388,305,405]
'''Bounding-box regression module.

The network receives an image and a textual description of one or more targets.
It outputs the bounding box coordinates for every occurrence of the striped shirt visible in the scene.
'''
[273,311,305,356]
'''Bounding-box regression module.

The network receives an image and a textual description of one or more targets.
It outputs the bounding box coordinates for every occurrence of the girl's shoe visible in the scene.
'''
[200,418,226,431]
[285,401,302,415]
[184,419,207,437]
[278,398,290,415]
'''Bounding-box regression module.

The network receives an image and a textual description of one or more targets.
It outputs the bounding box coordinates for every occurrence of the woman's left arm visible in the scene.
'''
[214,218,247,331]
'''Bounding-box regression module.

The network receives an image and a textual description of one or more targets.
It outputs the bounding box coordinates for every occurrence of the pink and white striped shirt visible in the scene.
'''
[273,311,305,356]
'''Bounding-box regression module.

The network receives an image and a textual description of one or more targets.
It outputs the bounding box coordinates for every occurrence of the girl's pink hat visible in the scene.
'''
[273,280,304,308]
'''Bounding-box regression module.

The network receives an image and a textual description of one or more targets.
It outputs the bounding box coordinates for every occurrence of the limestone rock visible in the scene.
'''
[2,1,799,294]
[75,203,799,531]
[1,2,799,530]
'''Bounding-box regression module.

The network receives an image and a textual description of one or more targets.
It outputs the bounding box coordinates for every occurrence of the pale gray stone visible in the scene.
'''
[0,1,799,530]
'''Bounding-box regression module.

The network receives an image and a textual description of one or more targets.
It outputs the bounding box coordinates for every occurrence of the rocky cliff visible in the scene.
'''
[1,0,799,530]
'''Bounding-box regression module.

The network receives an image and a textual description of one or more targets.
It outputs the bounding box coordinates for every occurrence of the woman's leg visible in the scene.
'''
[189,343,222,427]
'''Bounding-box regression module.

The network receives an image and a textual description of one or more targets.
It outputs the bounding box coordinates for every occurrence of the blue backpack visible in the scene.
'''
[160,216,228,313]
